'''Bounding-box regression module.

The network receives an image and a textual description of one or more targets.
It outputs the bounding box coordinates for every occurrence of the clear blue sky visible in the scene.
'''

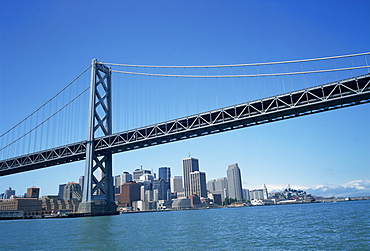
[1,1,369,197]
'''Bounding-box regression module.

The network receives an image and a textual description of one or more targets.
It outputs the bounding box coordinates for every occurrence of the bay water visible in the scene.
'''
[1,200,369,250]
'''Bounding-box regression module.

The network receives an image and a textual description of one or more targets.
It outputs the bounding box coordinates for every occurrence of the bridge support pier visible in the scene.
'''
[78,59,117,215]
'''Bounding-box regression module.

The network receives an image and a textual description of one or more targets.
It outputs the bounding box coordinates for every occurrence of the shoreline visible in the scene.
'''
[1,196,369,220]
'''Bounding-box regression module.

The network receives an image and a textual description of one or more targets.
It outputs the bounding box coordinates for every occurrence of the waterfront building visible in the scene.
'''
[41,195,80,214]
[249,189,265,200]
[170,176,184,194]
[120,182,141,207]
[172,198,191,209]
[26,187,40,198]
[182,157,199,198]
[249,186,268,200]
[208,193,222,205]
[189,194,201,208]
[227,163,243,201]
[0,197,42,216]
[190,171,207,198]
[132,200,156,211]
[3,187,15,199]
[63,182,82,201]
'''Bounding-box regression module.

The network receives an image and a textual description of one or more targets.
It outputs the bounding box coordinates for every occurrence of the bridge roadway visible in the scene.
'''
[1,73,369,176]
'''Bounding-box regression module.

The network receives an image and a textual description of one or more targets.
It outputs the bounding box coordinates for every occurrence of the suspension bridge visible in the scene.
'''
[1,52,369,214]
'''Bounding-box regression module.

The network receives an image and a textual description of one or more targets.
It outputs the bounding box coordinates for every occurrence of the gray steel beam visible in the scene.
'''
[1,73,369,177]
[78,59,116,214]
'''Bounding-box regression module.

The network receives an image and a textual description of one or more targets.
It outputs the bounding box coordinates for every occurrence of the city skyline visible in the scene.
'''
[1,2,369,198]
[2,157,369,199]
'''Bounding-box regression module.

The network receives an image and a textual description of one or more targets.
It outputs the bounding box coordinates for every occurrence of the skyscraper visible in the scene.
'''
[120,181,141,207]
[170,176,183,194]
[63,182,82,201]
[214,177,229,202]
[227,163,243,201]
[158,167,171,190]
[182,157,199,198]
[58,184,66,199]
[4,187,15,199]
[133,168,154,180]
[190,171,207,198]
[207,179,216,192]
[120,172,132,184]
[158,167,171,200]
[114,175,121,194]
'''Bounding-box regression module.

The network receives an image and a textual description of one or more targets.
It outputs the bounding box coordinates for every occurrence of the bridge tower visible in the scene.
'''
[78,59,117,214]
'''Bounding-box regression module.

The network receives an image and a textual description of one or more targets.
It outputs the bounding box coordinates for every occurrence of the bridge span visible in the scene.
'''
[1,73,369,177]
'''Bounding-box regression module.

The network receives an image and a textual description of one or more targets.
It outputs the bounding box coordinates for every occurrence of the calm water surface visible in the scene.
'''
[1,200,369,250]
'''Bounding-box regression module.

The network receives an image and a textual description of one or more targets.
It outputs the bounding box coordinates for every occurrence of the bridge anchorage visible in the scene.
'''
[78,59,117,215]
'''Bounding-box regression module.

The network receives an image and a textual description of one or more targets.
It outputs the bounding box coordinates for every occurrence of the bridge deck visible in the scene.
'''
[1,73,369,176]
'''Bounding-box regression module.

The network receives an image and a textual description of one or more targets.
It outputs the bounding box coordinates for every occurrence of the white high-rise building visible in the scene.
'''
[170,176,184,193]
[190,171,207,198]
[207,179,216,192]
[249,189,265,200]
[243,189,250,201]
[215,177,228,202]
[120,172,132,184]
[227,163,243,201]
[182,157,199,198]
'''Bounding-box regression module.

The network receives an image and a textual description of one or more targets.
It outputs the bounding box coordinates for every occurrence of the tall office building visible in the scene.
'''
[63,182,82,200]
[207,179,216,192]
[158,167,171,200]
[58,184,66,199]
[120,172,132,184]
[190,171,207,198]
[182,157,199,198]
[133,168,154,180]
[243,188,250,201]
[114,175,121,194]
[158,167,171,190]
[79,176,85,192]
[170,176,184,194]
[249,189,265,200]
[4,187,15,199]
[153,178,166,201]
[227,163,243,201]
[120,181,141,207]
[26,187,40,198]
[214,177,229,202]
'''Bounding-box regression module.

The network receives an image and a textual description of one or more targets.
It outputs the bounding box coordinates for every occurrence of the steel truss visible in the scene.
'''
[1,73,369,177]
[78,59,116,214]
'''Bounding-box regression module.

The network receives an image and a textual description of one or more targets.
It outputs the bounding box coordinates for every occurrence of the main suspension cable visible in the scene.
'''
[100,52,370,68]
[111,65,370,78]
